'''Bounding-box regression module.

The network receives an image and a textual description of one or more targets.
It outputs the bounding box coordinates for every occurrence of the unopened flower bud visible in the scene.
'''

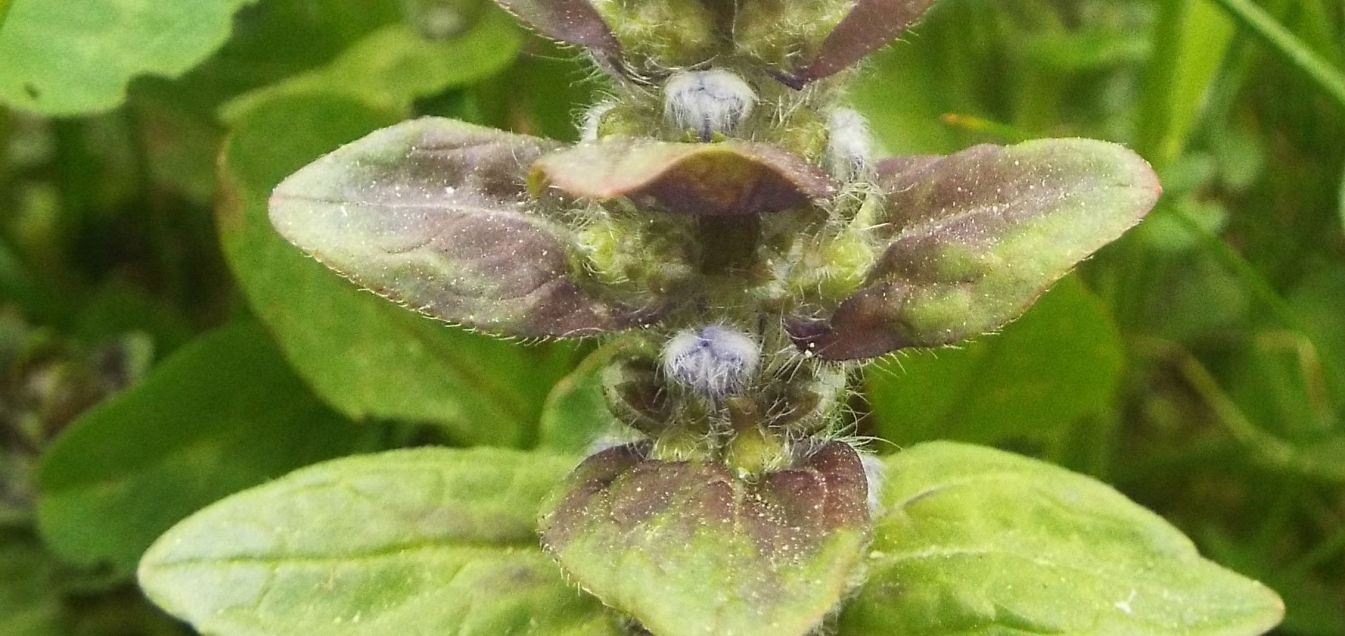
[663,70,757,141]
[661,325,760,397]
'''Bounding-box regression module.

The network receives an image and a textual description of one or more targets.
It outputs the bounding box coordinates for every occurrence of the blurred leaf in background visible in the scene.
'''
[36,321,372,576]
[0,0,258,115]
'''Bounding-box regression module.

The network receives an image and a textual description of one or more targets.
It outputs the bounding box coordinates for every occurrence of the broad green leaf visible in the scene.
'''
[139,447,617,636]
[538,346,625,454]
[220,8,523,123]
[867,277,1124,446]
[840,442,1284,635]
[269,117,651,337]
[139,0,405,115]
[219,91,579,446]
[0,0,257,115]
[34,322,366,576]
[0,536,62,636]
[531,138,836,216]
[540,442,870,636]
[789,139,1160,360]
[131,90,226,205]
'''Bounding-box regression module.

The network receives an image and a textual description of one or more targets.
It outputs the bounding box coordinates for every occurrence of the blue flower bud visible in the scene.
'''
[661,325,760,397]
[663,70,757,141]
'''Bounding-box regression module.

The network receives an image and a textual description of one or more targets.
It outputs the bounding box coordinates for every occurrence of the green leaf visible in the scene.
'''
[219,91,579,446]
[531,138,837,216]
[220,8,523,123]
[538,346,625,454]
[139,0,404,115]
[866,277,1125,446]
[0,536,62,636]
[0,0,257,115]
[138,447,617,636]
[789,138,1160,360]
[269,117,650,337]
[34,321,366,576]
[540,442,870,636]
[840,442,1285,635]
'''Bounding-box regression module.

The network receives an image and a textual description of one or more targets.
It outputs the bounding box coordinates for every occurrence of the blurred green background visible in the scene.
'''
[1,0,1343,633]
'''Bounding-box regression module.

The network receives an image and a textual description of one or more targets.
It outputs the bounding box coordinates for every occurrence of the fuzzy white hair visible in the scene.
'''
[661,324,761,397]
[579,102,617,142]
[825,107,874,181]
[859,450,886,517]
[662,70,757,141]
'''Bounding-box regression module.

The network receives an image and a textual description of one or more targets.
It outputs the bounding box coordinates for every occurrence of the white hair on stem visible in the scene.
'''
[859,451,886,517]
[579,102,618,142]
[662,70,758,141]
[661,324,761,398]
[826,107,875,181]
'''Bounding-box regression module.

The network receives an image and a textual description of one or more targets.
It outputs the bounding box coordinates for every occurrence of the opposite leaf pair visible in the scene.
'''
[270,117,1159,362]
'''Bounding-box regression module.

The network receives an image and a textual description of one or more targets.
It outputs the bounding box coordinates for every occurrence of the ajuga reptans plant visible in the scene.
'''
[136,2,1288,635]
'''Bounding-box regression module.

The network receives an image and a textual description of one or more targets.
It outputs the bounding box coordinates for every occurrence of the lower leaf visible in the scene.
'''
[841,442,1284,635]
[138,448,617,636]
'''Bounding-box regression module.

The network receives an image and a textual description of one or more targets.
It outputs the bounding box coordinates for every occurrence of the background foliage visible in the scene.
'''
[1,0,1343,633]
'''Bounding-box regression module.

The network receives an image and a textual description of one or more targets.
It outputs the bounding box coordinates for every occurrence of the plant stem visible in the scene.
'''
[1130,335,1345,483]
[1209,0,1345,112]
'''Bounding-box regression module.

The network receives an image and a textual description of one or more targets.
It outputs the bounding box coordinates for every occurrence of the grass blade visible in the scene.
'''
[1209,0,1345,112]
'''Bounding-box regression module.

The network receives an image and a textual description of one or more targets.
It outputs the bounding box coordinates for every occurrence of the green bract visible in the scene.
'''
[269,118,654,337]
[788,139,1161,360]
[539,441,870,636]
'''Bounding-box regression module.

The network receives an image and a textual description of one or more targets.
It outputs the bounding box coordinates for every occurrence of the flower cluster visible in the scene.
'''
[267,1,1160,633]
